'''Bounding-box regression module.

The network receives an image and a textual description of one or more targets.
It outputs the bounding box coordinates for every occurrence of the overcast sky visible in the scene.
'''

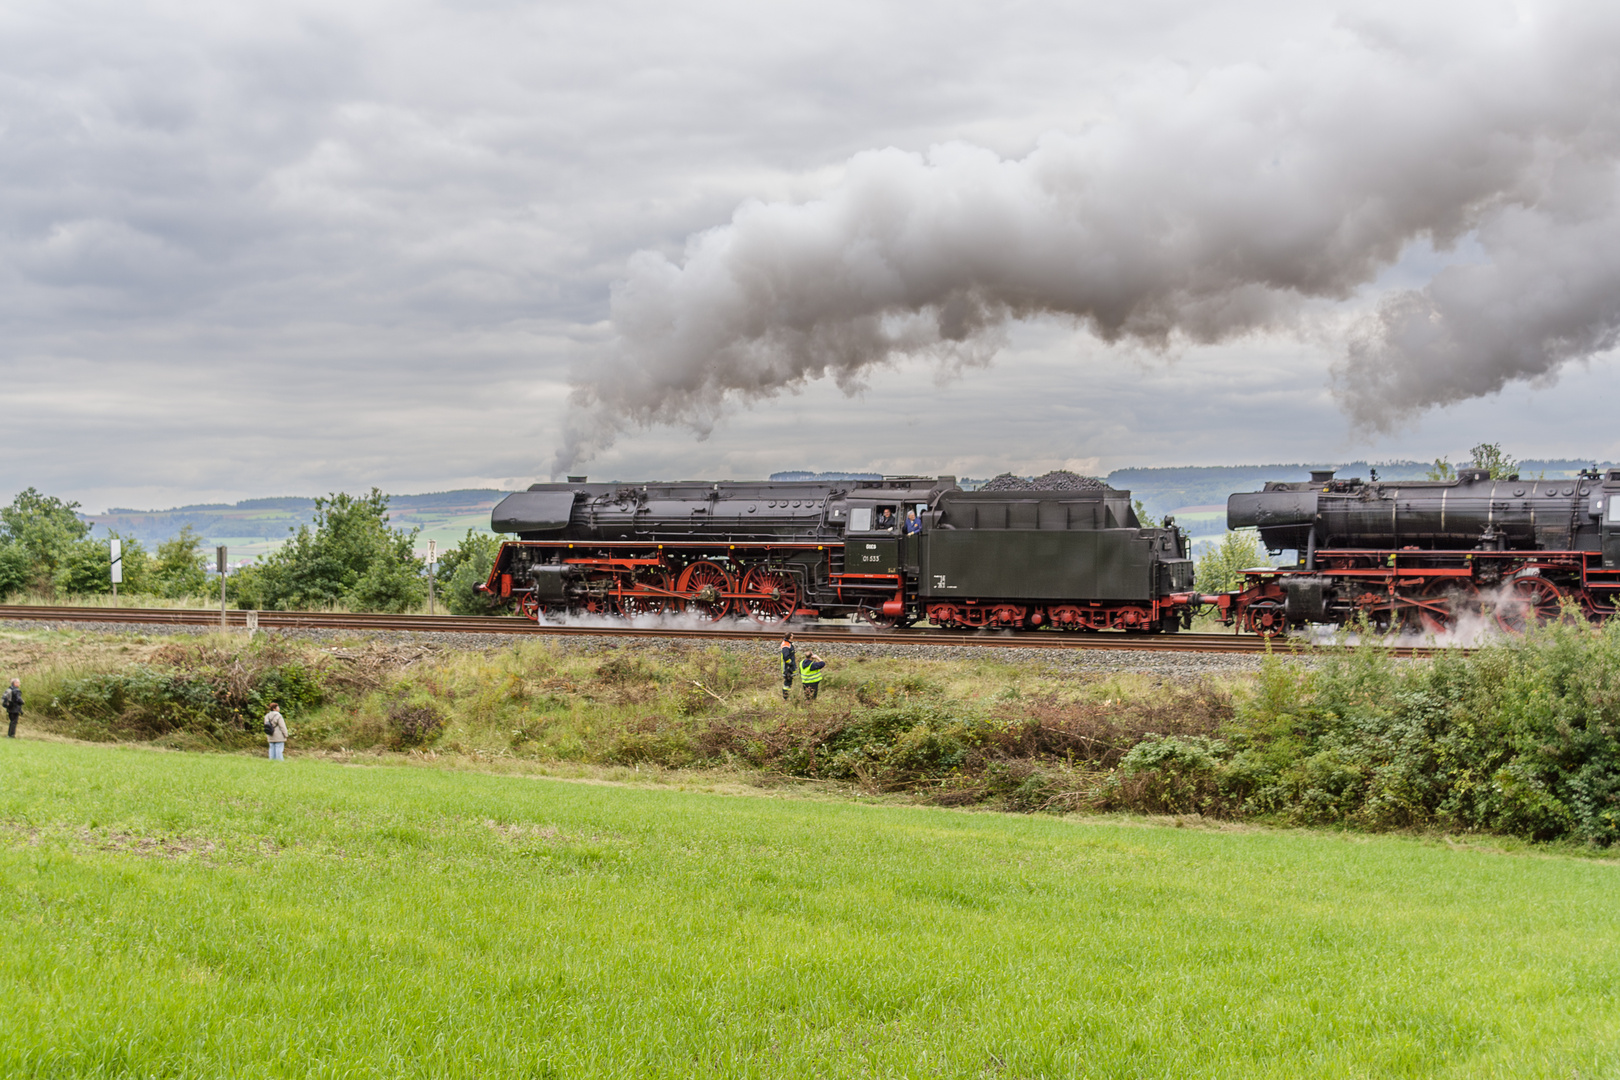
[4,0,1619,511]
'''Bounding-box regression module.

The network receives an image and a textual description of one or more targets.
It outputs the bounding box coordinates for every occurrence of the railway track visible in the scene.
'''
[0,604,1450,657]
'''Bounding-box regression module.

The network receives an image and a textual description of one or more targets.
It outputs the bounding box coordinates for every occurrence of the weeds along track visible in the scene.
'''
[0,604,1450,657]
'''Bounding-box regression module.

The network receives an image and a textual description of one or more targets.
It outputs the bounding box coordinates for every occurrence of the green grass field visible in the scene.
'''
[2,740,1617,1078]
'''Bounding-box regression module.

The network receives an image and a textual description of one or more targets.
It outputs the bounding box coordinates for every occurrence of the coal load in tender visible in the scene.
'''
[980,470,1109,492]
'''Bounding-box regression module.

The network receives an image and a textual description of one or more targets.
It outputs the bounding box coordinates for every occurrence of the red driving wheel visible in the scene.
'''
[676,561,734,621]
[741,566,798,623]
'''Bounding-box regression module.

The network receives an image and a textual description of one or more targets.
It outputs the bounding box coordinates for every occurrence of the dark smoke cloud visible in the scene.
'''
[557,4,1620,472]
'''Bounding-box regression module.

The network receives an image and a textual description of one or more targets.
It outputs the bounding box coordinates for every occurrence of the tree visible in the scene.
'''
[436,529,503,615]
[0,487,90,589]
[1132,499,1160,527]
[1468,442,1520,479]
[1424,458,1456,482]
[0,545,28,599]
[1196,530,1263,594]
[232,489,426,612]
[150,526,209,598]
[54,533,149,596]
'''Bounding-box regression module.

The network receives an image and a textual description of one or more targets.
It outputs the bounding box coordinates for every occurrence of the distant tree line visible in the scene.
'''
[0,486,503,616]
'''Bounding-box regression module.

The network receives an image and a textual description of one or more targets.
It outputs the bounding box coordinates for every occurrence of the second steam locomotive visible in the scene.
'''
[482,476,1199,631]
[1214,466,1620,635]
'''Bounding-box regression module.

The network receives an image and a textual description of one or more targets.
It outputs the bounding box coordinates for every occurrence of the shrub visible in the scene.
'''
[40,642,326,744]
[387,700,447,749]
[1113,735,1230,815]
[436,529,503,615]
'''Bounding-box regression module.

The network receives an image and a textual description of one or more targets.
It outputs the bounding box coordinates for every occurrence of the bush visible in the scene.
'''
[1114,735,1230,815]
[0,543,29,599]
[436,529,503,615]
[1097,620,1620,842]
[55,535,150,596]
[387,700,447,749]
[39,642,326,743]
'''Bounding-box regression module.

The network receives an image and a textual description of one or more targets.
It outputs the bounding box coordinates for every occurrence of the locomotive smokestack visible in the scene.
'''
[553,6,1620,470]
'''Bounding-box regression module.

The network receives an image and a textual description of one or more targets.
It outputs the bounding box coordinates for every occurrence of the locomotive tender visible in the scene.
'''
[482,476,1199,631]
[1218,466,1620,635]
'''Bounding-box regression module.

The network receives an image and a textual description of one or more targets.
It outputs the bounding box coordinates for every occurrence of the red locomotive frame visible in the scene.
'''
[485,540,905,625]
[1212,547,1620,637]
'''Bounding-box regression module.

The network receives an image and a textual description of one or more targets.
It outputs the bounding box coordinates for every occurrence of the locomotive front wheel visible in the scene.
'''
[1495,577,1565,633]
[676,561,734,621]
[1243,602,1287,638]
[741,567,799,624]
[516,594,541,622]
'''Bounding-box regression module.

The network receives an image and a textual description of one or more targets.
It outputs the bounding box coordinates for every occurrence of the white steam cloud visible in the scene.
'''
[557,6,1620,471]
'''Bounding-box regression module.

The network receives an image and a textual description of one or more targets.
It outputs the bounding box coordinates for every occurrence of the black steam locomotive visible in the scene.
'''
[1218,467,1620,634]
[482,476,1199,631]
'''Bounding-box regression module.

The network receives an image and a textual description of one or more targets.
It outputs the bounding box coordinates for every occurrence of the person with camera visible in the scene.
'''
[798,651,826,703]
[263,702,288,760]
[3,678,21,738]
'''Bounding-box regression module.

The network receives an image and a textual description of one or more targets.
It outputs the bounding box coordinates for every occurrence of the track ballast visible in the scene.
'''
[0,604,1452,657]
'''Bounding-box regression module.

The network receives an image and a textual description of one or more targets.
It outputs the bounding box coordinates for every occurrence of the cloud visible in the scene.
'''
[3,0,1619,510]
[557,2,1620,470]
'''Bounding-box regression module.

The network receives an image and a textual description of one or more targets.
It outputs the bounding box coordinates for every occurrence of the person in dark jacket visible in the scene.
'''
[779,633,796,701]
[3,678,21,738]
[798,652,826,703]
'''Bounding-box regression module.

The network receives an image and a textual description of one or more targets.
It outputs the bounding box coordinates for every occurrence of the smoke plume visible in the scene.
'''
[556,6,1620,470]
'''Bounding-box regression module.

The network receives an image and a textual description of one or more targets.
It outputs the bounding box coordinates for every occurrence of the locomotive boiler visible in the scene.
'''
[482,476,1199,631]
[1218,466,1620,634]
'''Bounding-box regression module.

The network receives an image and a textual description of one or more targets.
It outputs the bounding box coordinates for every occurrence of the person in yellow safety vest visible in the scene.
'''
[798,652,826,702]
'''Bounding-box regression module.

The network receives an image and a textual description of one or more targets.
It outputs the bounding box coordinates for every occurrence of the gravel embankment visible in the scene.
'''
[0,618,1310,678]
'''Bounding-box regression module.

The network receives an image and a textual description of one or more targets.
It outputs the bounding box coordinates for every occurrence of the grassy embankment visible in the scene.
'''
[2,739,1617,1078]
[12,616,1620,843]
[1,627,1236,812]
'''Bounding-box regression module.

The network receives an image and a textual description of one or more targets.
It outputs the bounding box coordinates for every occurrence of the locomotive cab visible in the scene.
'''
[844,501,901,574]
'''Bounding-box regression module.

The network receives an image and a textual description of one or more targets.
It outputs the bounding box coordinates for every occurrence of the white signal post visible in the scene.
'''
[428,539,437,616]
[109,538,122,601]
[217,546,228,631]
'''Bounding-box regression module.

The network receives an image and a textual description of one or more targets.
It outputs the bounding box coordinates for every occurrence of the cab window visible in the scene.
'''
[848,507,872,531]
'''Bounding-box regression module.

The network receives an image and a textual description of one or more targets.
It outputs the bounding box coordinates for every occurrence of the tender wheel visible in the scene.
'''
[1495,577,1565,633]
[741,567,799,624]
[858,605,898,629]
[621,570,673,617]
[676,561,734,621]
